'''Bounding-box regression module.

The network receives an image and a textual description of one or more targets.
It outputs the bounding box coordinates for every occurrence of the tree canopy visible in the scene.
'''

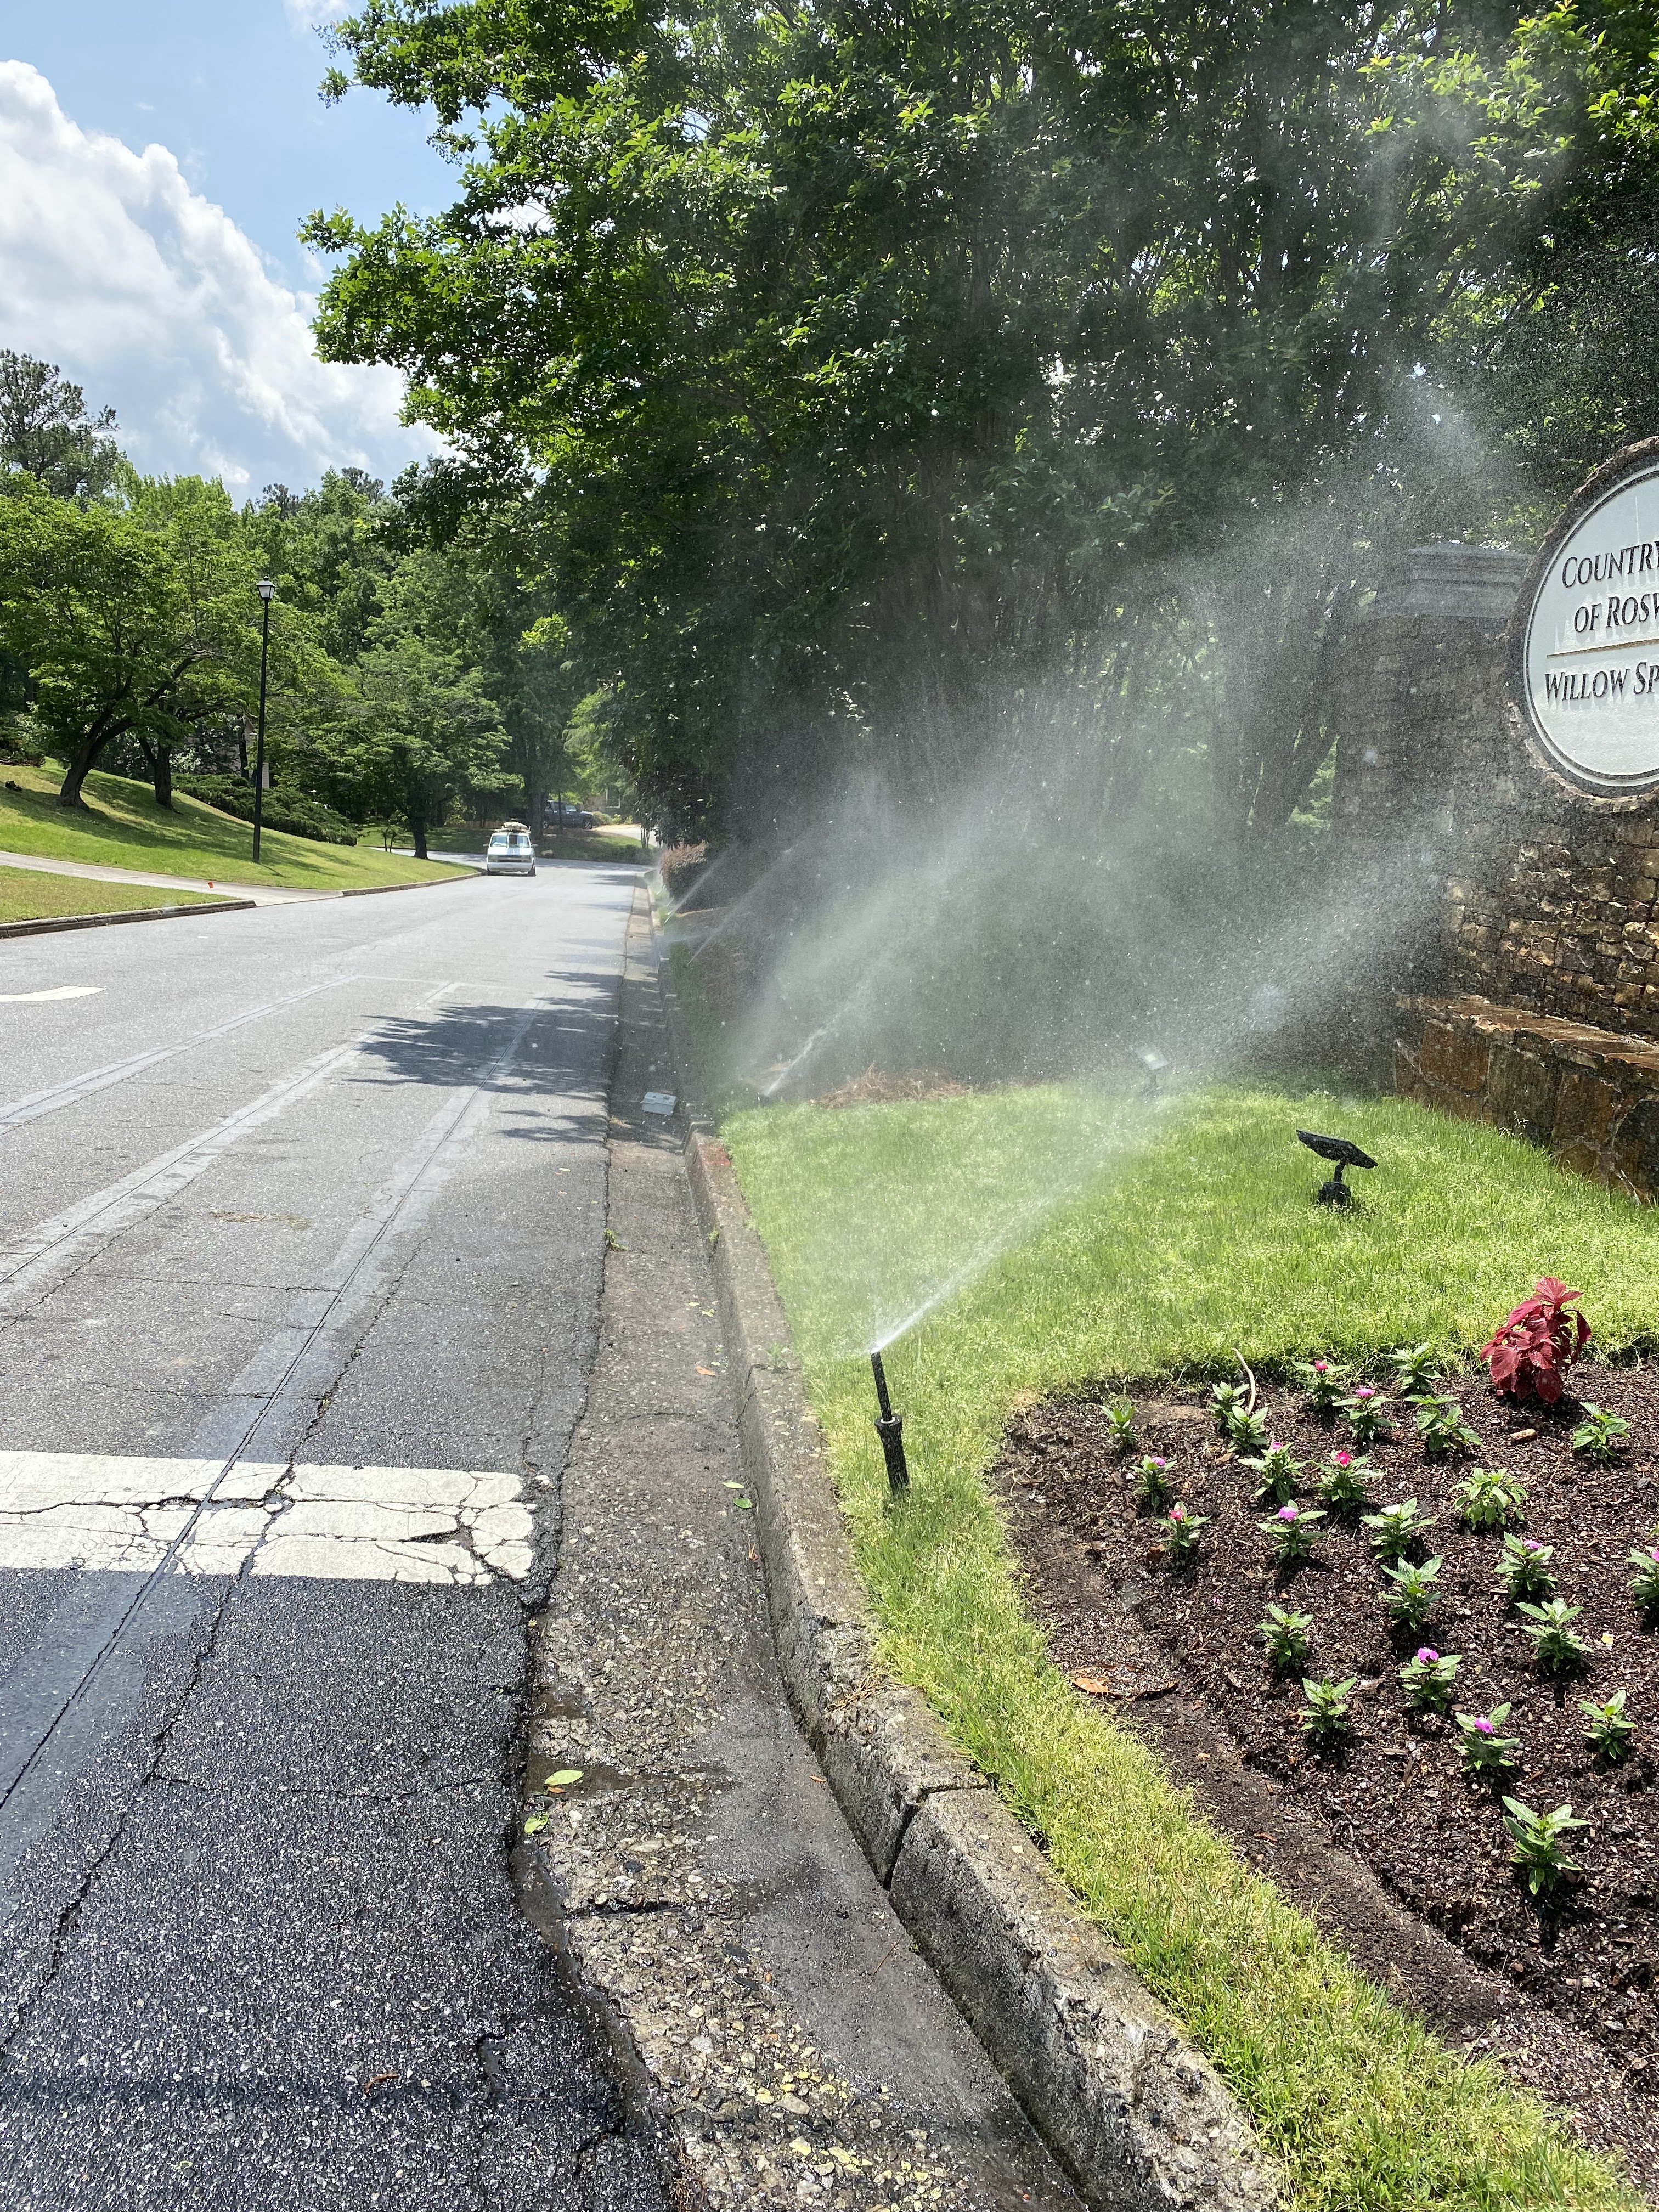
[303,0,1659,841]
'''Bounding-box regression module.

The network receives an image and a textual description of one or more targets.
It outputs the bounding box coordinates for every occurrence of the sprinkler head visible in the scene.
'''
[1137,1046,1170,1101]
[870,1351,910,1492]
[1296,1129,1377,1207]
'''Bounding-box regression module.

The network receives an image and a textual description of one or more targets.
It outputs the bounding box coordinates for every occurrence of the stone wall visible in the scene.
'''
[1395,994,1659,1200]
[1334,544,1659,1048]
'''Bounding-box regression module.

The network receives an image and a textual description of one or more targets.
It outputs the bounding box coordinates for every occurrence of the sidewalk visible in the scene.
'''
[523,891,1075,2211]
[0,848,328,907]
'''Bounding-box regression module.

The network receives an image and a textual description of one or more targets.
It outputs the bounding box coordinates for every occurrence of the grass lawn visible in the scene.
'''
[726,1079,1659,2210]
[0,763,470,891]
[0,865,230,924]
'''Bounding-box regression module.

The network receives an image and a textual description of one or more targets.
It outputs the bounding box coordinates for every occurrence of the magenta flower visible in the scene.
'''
[1313,1361,1330,1374]
[1147,1456,1167,1469]
[1333,1451,1353,1468]
[1277,1504,1299,1522]
[1415,1647,1439,1665]
[1353,1385,1376,1401]
[1471,1717,1496,1736]
[1169,1503,1188,1521]
[1523,1539,1545,1554]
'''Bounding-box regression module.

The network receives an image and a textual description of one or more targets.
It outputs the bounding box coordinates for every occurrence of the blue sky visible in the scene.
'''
[1,4,458,491]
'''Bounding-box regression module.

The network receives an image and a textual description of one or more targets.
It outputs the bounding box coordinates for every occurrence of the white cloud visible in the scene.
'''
[282,1,354,27]
[0,62,436,493]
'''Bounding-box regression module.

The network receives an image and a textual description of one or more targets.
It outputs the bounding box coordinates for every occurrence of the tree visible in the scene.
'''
[0,353,122,503]
[0,475,257,809]
[347,627,506,857]
[307,0,1659,844]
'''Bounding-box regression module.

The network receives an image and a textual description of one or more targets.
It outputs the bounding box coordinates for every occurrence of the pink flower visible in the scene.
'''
[1650,1548,1659,1565]
[1523,1539,1544,1554]
[1169,1504,1188,1521]
[1354,1386,1376,1401]
[1471,1717,1496,1736]
[1277,1504,1299,1522]
[1147,1457,1167,1469]
[1313,1361,1329,1374]
[1415,1647,1439,1665]
[1268,1439,1286,1453]
[1333,1451,1352,1468]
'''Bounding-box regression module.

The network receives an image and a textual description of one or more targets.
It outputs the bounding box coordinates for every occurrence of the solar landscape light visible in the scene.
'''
[1297,1129,1377,1207]
[869,1351,910,1491]
[1137,1047,1170,1101]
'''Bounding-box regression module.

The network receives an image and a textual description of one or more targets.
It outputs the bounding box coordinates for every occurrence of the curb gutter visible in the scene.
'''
[0,899,257,941]
[655,918,1279,2212]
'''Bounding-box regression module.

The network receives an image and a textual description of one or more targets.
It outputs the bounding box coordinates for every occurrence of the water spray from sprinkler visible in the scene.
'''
[869,1351,910,1492]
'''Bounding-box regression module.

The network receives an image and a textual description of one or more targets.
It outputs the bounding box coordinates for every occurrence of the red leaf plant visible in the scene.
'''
[1479,1278,1590,1404]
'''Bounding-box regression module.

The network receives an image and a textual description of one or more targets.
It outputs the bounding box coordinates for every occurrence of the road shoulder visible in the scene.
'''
[524,891,1075,2212]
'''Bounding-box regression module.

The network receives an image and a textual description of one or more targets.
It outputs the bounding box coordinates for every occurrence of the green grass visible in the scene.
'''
[0,763,470,891]
[0,865,228,923]
[726,1079,1656,2210]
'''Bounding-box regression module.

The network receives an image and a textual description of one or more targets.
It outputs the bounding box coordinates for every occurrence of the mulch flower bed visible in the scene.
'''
[999,1359,1659,2106]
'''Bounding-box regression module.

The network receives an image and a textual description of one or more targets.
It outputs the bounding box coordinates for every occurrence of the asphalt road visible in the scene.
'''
[0,866,667,2210]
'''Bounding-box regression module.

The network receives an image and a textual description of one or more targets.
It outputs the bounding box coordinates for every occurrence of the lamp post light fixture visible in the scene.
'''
[253,580,276,862]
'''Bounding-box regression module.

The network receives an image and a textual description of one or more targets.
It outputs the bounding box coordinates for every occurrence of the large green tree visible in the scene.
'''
[304,0,1659,841]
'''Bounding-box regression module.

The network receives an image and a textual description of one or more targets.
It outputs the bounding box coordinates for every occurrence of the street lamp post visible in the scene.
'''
[253,580,276,862]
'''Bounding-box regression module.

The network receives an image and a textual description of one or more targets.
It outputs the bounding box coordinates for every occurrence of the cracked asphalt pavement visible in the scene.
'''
[0,865,668,2210]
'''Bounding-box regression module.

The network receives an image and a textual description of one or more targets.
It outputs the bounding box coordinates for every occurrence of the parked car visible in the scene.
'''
[486,823,537,876]
[544,797,596,832]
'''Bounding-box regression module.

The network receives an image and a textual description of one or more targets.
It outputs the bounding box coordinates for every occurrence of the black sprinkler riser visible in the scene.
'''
[870,1351,910,1491]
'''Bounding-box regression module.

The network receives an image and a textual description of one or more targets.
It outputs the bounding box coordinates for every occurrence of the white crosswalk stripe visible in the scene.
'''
[0,1452,533,1583]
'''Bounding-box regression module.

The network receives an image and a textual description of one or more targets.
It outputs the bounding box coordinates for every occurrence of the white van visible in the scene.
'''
[486,823,536,876]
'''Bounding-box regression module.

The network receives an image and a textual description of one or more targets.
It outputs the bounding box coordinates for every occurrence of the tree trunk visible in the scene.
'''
[57,729,115,809]
[136,735,173,810]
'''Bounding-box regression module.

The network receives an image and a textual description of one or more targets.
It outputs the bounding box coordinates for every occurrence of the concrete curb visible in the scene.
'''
[340,871,478,895]
[0,898,257,941]
[652,913,1279,2211]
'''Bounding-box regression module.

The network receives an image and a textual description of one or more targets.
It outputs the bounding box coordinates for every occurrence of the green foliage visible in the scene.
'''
[1497,1532,1556,1602]
[1629,1543,1659,1613]
[1413,1396,1482,1458]
[1362,1499,1435,1563]
[1456,1705,1520,1778]
[1502,1798,1587,1898]
[1516,1597,1588,1674]
[1103,1399,1136,1452]
[1294,1357,1347,1414]
[1299,1677,1357,1742]
[1453,1466,1527,1531]
[1571,1404,1630,1463]
[0,351,122,501]
[1317,1451,1374,1510]
[1160,1501,1207,1557]
[172,776,358,845]
[1387,1342,1441,1396]
[1383,1556,1443,1630]
[1244,1439,1301,1504]
[1258,1603,1313,1671]
[1399,1647,1461,1712]
[1133,1455,1172,1511]
[1340,1389,1393,1446]
[1261,1502,1324,1564]
[1581,1689,1636,1762]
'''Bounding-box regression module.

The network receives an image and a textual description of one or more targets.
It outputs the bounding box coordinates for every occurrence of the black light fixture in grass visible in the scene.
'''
[1297,1128,1377,1207]
[870,1351,910,1491]
[1137,1047,1170,1101]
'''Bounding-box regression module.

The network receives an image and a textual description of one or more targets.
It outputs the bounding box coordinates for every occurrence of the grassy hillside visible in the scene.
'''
[0,764,471,891]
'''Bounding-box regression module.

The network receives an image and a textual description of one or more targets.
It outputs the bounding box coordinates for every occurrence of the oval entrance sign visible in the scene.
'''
[1520,450,1659,792]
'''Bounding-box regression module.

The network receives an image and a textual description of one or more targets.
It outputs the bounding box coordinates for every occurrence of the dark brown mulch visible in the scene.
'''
[1000,1362,1659,2190]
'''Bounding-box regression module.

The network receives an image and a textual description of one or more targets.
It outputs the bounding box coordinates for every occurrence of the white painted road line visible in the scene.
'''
[0,973,356,1131]
[0,1453,533,1582]
[0,986,105,1003]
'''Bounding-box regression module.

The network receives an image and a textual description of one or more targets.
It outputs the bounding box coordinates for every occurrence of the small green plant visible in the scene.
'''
[1134,1455,1173,1511]
[1223,1403,1269,1454]
[1261,1500,1325,1564]
[1455,1704,1520,1776]
[1317,1449,1373,1510]
[1398,1644,1460,1711]
[1388,1341,1442,1396]
[1628,1543,1659,1613]
[1209,1380,1245,1432]
[1362,1499,1435,1563]
[1570,1403,1630,1465]
[1160,1500,1208,1558]
[1299,1676,1357,1743]
[1581,1689,1637,1762]
[1502,1797,1587,1897]
[1383,1555,1443,1629]
[1454,1465,1527,1532]
[1258,1603,1314,1670]
[1245,1439,1301,1504]
[1516,1596,1588,1674]
[1497,1533,1556,1602]
[1339,1386,1392,1446]
[1414,1395,1482,1458]
[1103,1398,1137,1451]
[1294,1357,1346,1414]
